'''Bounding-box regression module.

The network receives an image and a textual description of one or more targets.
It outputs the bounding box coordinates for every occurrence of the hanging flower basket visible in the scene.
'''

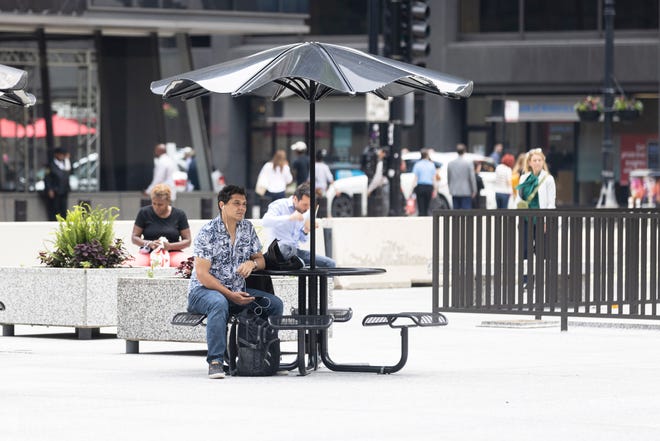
[614,96,643,121]
[574,95,603,122]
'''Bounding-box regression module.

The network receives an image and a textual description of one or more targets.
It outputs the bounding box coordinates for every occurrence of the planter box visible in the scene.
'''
[615,109,640,121]
[577,110,601,122]
[0,266,174,338]
[117,275,333,353]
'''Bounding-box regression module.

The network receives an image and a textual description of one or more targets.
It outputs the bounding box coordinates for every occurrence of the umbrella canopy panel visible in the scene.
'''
[0,64,36,107]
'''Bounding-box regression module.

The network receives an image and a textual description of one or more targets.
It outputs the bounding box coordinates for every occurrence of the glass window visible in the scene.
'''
[309,0,367,35]
[614,0,658,29]
[460,0,519,33]
[524,0,598,31]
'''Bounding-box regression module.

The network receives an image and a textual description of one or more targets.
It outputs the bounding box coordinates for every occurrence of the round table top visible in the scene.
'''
[256,266,386,277]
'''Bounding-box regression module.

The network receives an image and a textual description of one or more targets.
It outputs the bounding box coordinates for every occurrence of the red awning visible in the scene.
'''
[25,115,96,138]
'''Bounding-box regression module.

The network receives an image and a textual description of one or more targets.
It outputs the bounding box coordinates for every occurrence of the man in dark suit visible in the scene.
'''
[44,147,71,220]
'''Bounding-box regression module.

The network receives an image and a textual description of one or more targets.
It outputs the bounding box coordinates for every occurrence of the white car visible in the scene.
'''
[324,151,496,217]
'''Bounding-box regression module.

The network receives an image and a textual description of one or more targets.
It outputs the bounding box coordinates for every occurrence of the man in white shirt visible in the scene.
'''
[262,182,336,268]
[145,143,178,200]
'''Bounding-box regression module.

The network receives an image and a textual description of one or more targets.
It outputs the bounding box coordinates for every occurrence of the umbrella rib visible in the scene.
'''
[167,81,208,100]
[394,78,437,95]
[315,85,334,101]
[182,89,211,101]
[272,79,309,101]
[288,78,311,99]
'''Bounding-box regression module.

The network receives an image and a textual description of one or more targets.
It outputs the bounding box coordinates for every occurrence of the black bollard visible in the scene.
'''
[317,196,327,218]
[259,196,272,218]
[352,193,362,217]
[200,198,213,219]
[323,227,333,259]
[14,200,27,221]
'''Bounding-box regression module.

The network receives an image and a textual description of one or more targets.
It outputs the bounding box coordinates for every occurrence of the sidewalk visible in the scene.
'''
[2,287,660,441]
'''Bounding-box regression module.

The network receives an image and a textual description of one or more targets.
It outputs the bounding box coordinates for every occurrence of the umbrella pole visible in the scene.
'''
[308,81,317,269]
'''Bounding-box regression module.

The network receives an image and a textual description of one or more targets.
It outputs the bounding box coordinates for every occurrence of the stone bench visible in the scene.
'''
[117,276,333,353]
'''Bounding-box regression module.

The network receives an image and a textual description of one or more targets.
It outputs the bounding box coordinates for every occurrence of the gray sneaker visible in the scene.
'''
[208,361,225,379]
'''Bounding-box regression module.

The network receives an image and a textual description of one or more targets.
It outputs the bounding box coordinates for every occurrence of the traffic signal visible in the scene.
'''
[383,1,430,63]
[383,0,402,60]
[410,1,430,65]
[398,0,412,62]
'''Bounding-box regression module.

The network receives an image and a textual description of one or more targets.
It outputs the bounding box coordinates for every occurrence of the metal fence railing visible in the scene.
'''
[431,208,659,330]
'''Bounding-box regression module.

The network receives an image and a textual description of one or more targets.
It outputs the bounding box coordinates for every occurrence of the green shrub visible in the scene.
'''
[38,204,130,268]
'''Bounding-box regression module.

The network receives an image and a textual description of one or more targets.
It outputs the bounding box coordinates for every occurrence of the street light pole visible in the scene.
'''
[597,0,618,208]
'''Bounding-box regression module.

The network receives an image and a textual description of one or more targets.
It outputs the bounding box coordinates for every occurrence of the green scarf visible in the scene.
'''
[516,173,541,209]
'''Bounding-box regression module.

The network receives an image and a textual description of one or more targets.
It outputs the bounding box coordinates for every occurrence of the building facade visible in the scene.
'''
[0,0,658,208]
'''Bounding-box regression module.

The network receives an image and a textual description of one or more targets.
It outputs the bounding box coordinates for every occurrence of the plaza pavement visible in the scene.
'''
[2,286,660,441]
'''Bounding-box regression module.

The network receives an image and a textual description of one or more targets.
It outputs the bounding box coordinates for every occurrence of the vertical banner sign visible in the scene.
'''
[619,134,649,185]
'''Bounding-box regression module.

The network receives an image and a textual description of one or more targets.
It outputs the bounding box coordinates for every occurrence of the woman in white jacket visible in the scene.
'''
[515,148,556,209]
[515,148,556,286]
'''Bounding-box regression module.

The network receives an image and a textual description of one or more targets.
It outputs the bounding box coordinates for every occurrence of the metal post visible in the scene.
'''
[36,28,55,164]
[598,0,618,208]
[176,33,212,192]
[368,0,380,55]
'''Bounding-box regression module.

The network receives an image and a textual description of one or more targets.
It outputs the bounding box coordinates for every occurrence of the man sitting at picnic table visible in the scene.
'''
[187,185,283,379]
[262,182,336,268]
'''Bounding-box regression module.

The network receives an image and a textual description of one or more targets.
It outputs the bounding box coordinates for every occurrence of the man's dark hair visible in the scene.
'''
[218,185,246,204]
[421,149,430,160]
[456,143,467,155]
[294,182,311,200]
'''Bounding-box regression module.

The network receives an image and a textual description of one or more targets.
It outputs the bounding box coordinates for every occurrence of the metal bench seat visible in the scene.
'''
[290,307,353,323]
[268,314,333,331]
[171,312,207,327]
[362,312,448,329]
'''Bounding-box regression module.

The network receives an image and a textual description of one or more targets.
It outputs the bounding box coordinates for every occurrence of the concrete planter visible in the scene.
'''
[0,266,174,339]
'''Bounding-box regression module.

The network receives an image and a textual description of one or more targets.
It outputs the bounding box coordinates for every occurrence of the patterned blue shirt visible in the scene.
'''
[188,215,261,293]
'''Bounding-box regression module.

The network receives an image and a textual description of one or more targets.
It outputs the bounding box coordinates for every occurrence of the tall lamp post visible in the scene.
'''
[597,0,618,208]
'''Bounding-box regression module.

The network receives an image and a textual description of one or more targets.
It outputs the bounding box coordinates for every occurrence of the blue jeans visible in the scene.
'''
[296,249,336,268]
[187,285,283,364]
[495,193,510,209]
[452,196,473,209]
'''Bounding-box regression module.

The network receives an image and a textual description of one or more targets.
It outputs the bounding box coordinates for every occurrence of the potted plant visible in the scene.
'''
[613,95,643,121]
[574,95,602,122]
[38,204,130,268]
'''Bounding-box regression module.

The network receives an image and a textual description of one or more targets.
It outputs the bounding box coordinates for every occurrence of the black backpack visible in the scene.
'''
[227,309,281,376]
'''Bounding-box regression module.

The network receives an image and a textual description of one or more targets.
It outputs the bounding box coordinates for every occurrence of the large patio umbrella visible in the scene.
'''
[0,64,35,107]
[151,41,473,268]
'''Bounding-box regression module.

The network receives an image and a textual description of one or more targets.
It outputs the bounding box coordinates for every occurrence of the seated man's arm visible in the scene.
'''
[194,257,254,305]
[261,207,298,228]
[235,251,265,278]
